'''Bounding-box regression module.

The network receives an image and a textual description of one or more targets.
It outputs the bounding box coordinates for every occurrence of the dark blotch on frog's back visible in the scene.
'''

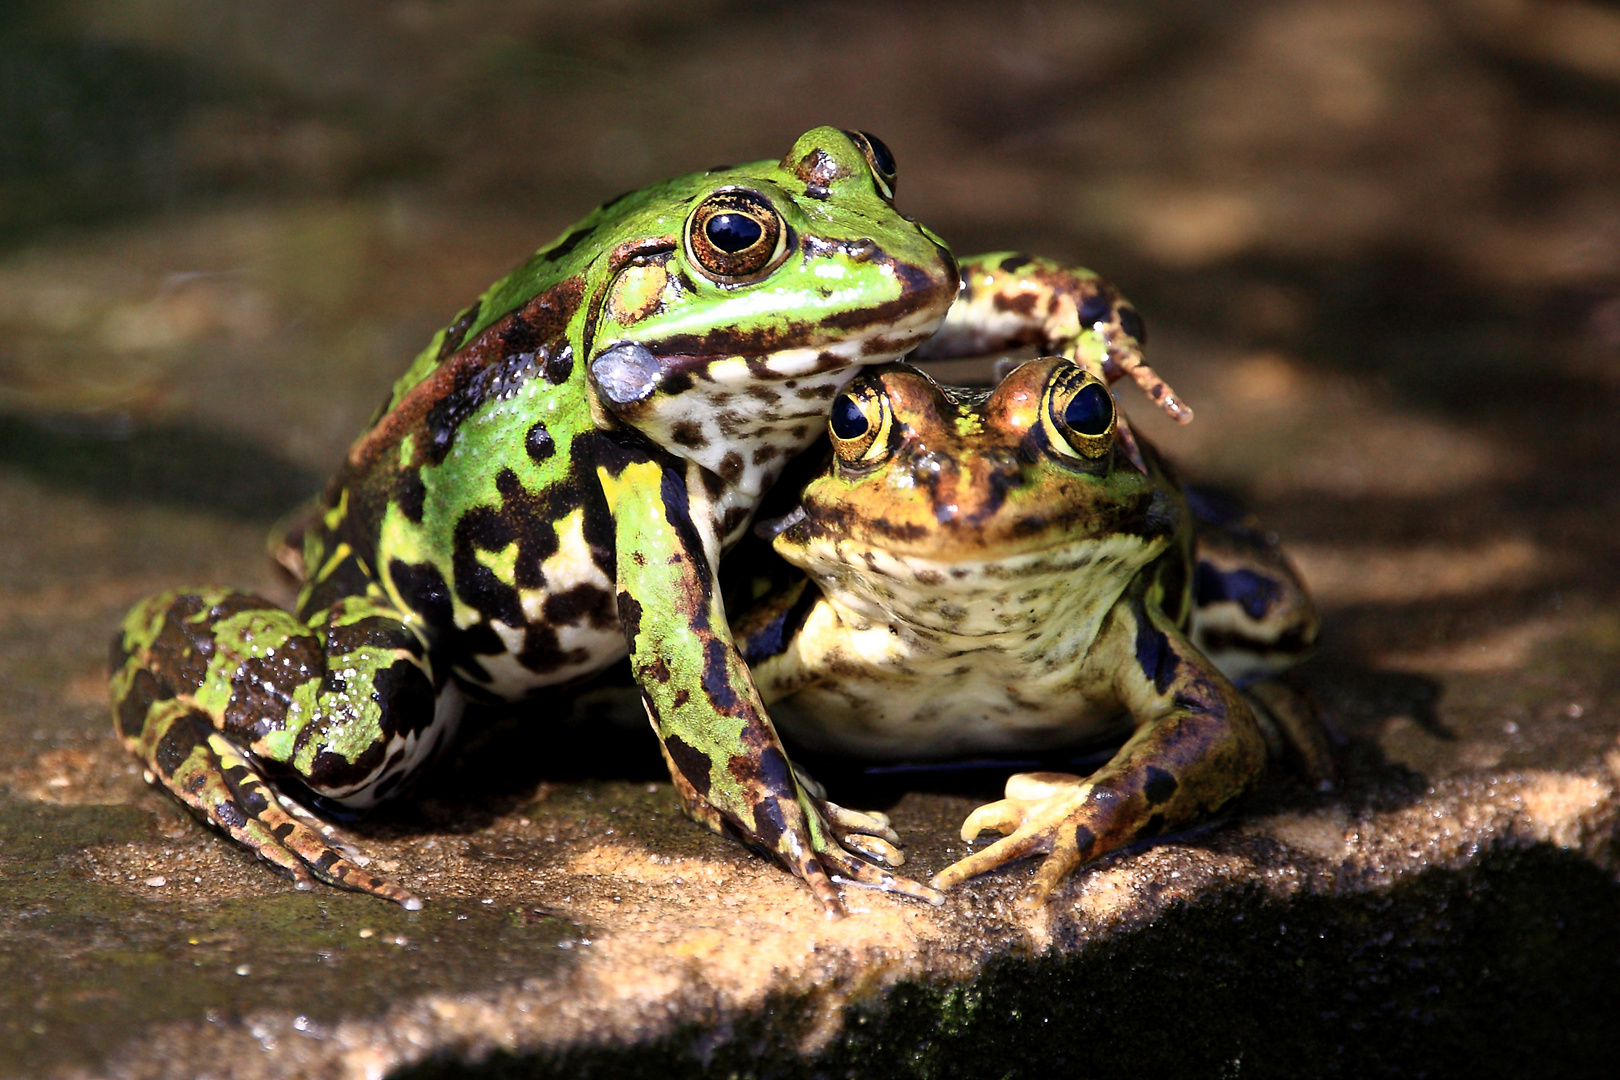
[393,471,427,525]
[525,421,555,463]
[1194,563,1283,621]
[999,253,1032,273]
[388,559,455,632]
[223,642,321,741]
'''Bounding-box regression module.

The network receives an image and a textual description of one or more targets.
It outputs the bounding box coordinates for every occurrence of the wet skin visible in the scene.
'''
[108,128,1191,916]
[739,360,1333,903]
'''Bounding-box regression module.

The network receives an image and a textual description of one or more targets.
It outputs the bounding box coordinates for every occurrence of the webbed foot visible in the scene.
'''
[932,771,1102,905]
[144,711,423,908]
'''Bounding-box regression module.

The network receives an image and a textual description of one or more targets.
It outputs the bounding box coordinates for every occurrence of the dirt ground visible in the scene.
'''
[2,2,1619,1077]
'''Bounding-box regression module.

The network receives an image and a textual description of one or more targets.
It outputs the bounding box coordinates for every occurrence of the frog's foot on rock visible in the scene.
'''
[792,768,904,867]
[932,771,1109,905]
[796,802,943,916]
[1247,680,1336,787]
[146,712,423,909]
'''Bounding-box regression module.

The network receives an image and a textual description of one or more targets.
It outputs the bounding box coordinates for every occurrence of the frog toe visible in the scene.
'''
[820,845,944,907]
[839,830,905,867]
[148,713,422,908]
[931,827,1052,891]
[817,800,901,848]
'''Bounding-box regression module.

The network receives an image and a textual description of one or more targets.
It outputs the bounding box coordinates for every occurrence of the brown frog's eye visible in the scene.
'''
[1043,370,1116,461]
[829,384,893,465]
[686,189,788,281]
[843,130,897,200]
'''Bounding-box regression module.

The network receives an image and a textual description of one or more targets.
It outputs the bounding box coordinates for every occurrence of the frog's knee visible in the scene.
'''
[300,680,463,809]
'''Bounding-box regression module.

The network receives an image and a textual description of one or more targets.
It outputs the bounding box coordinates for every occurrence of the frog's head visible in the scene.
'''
[585,127,960,494]
[766,359,1185,624]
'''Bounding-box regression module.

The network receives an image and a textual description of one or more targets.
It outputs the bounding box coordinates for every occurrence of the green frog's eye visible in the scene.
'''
[830,385,893,465]
[686,189,788,282]
[1044,373,1116,461]
[844,130,897,200]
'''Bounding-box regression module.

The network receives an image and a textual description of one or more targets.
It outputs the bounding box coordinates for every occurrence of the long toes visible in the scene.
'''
[932,828,1049,890]
[823,848,944,906]
[840,831,905,867]
[1003,771,1084,800]
[959,800,1025,841]
[792,852,847,920]
[820,803,899,844]
[1021,847,1083,906]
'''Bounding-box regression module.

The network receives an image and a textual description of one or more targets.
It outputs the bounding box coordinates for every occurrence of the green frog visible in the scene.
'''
[738,358,1332,903]
[108,128,1188,916]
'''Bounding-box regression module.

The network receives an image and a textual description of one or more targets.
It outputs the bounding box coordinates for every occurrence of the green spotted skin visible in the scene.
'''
[738,359,1332,904]
[109,126,1196,915]
[111,127,973,914]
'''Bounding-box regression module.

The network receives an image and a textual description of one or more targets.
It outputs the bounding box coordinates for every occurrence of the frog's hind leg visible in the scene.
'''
[111,588,456,907]
[129,704,420,905]
[932,601,1267,904]
[1246,680,1335,787]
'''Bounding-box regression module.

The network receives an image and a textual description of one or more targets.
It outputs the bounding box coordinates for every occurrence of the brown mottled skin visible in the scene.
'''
[738,360,1331,903]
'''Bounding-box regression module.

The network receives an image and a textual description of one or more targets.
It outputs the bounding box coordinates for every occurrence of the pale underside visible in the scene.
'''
[757,531,1165,759]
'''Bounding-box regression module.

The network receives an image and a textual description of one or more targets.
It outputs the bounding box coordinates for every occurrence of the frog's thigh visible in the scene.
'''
[933,601,1265,902]
[110,589,450,905]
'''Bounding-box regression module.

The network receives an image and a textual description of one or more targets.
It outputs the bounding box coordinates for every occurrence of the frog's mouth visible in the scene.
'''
[592,270,959,412]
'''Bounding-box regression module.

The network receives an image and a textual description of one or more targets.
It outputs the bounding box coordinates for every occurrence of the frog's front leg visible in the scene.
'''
[916,253,1191,423]
[595,438,940,916]
[110,588,457,908]
[932,598,1266,904]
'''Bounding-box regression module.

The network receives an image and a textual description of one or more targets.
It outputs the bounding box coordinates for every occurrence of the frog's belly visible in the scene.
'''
[769,648,1125,760]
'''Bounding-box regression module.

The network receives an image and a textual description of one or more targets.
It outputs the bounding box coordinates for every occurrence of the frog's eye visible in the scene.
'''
[843,130,897,200]
[829,385,893,465]
[686,189,788,282]
[1043,373,1116,461]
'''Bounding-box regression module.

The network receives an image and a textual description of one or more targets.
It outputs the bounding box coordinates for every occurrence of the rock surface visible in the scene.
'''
[4,1,1620,1077]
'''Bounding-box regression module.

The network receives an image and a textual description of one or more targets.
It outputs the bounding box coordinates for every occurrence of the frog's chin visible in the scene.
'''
[799,532,1160,643]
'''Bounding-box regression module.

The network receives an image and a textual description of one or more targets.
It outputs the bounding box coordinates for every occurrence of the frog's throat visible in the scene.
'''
[794,531,1167,642]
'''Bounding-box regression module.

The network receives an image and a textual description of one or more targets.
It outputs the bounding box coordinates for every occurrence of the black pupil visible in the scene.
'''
[705,213,763,253]
[861,132,896,178]
[1064,384,1113,436]
[830,396,870,441]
